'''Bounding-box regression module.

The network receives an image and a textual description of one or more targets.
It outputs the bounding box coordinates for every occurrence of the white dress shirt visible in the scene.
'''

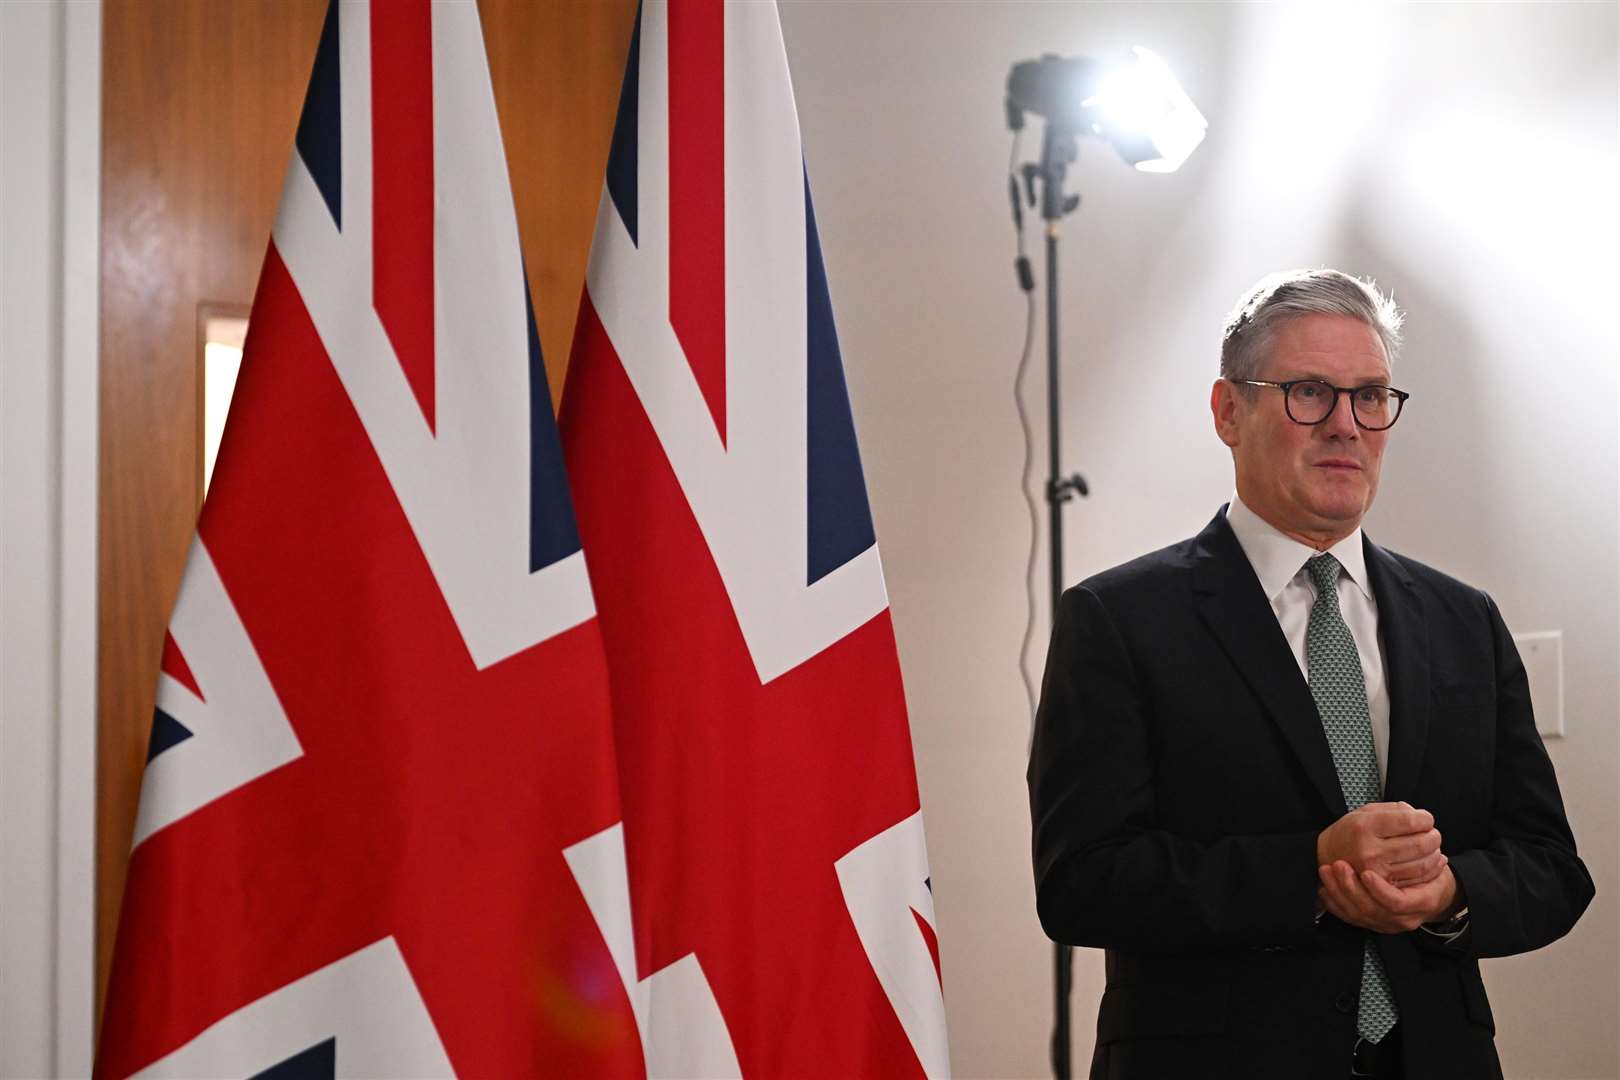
[1225,495,1391,788]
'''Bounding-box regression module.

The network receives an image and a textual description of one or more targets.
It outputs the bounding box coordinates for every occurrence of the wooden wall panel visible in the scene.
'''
[96,0,637,1026]
[482,0,640,403]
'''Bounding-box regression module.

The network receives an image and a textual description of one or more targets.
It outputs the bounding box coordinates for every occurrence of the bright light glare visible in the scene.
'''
[1083,47,1207,173]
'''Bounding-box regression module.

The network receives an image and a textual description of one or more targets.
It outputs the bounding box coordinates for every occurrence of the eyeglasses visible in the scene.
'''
[1233,379,1410,431]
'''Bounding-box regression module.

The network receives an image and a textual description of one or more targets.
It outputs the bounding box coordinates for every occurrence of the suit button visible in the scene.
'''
[1335,991,1356,1014]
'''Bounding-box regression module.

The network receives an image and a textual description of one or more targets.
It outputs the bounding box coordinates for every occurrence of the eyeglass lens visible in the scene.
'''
[1286,381,1400,429]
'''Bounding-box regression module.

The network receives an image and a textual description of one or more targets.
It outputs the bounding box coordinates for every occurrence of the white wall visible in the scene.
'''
[779,2,1619,1077]
[0,2,101,1077]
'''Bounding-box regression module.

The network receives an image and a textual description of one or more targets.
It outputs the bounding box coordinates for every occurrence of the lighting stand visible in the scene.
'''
[1026,116,1089,1080]
[1008,45,1204,1080]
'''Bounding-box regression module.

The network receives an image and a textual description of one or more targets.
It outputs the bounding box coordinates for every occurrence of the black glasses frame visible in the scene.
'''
[1234,378,1410,431]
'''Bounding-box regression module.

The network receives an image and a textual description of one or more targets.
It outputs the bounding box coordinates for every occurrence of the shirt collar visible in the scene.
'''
[1224,494,1372,602]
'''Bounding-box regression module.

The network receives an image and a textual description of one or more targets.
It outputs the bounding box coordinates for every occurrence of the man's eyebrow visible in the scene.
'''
[1286,371,1393,384]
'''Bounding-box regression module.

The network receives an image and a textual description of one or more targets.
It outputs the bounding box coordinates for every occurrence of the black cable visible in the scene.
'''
[1009,131,1041,741]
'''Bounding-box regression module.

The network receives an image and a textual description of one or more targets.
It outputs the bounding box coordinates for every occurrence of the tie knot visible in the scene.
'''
[1306,553,1341,592]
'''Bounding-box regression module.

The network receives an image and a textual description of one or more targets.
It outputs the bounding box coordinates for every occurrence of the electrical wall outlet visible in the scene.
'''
[1512,631,1564,739]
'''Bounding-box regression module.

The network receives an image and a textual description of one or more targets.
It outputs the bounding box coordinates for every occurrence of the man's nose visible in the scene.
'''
[1322,390,1360,437]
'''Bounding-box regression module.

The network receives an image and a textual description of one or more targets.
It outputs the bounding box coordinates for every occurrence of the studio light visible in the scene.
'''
[1007,47,1206,173]
[1003,43,1204,1080]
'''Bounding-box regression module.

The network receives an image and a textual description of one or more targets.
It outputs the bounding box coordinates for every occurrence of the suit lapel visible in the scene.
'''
[1189,511,1347,818]
[1363,536,1431,802]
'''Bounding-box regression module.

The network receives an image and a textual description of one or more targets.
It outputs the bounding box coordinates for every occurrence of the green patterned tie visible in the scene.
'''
[1306,553,1398,1044]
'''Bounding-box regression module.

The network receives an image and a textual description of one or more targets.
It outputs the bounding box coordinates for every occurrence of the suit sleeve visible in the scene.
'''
[1028,583,1321,952]
[1438,593,1594,959]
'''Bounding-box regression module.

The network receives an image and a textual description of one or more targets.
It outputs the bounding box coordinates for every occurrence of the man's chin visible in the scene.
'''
[1305,476,1372,511]
[1305,498,1371,534]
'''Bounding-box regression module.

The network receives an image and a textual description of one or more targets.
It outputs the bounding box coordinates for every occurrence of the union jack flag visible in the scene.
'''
[560,2,950,1075]
[95,2,643,1075]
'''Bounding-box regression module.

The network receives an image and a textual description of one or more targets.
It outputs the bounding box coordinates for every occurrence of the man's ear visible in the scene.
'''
[1211,379,1241,448]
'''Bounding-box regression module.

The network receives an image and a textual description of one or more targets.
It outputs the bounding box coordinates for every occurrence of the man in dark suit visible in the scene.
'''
[1028,269,1593,1079]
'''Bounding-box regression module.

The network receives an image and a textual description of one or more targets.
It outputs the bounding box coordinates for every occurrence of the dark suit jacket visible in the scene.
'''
[1028,509,1593,1080]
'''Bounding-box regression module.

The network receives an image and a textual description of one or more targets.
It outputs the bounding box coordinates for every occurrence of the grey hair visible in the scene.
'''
[1219,269,1403,382]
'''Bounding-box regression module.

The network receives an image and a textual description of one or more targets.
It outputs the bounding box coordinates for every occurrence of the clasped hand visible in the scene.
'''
[1316,802,1458,933]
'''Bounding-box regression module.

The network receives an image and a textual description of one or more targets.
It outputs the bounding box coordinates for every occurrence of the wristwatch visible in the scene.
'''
[1419,905,1470,941]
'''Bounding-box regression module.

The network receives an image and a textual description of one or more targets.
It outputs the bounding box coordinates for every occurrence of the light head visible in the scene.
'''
[1007,47,1206,173]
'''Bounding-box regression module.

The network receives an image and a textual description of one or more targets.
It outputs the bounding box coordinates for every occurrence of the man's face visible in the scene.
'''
[1211,313,1393,547]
